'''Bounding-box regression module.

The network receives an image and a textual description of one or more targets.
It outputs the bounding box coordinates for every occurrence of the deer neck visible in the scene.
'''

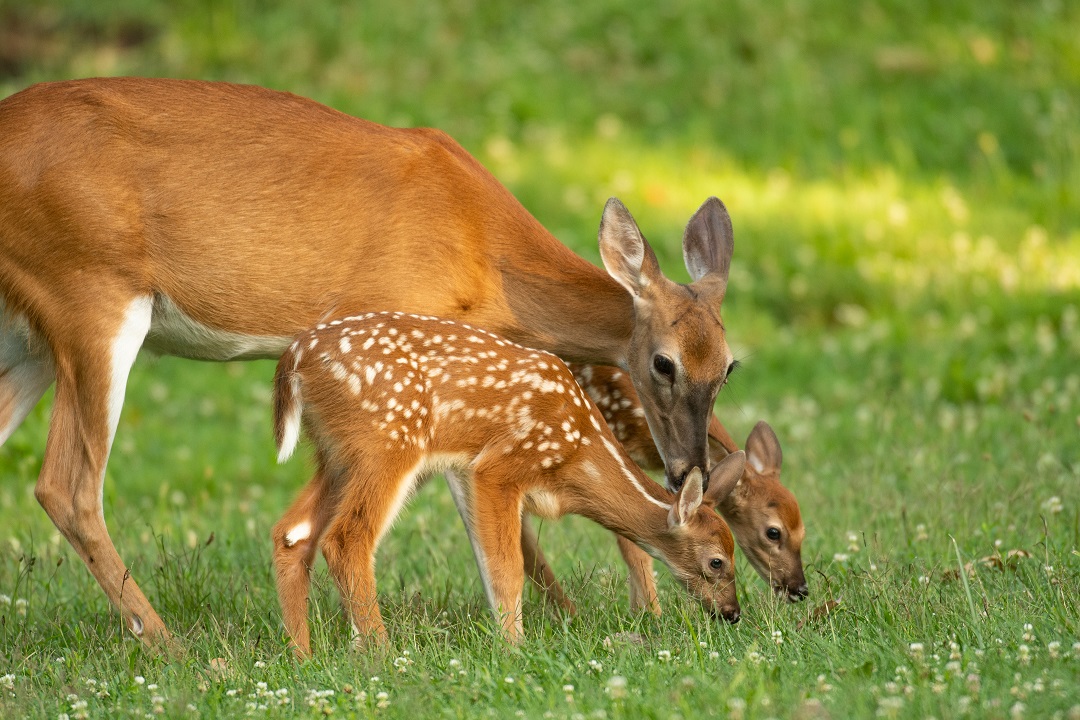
[559,440,674,550]
[497,247,633,364]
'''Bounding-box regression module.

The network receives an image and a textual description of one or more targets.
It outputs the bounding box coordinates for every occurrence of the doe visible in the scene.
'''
[271,312,745,655]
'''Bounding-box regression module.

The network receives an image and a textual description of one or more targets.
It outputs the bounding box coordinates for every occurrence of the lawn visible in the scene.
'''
[1,1,1078,718]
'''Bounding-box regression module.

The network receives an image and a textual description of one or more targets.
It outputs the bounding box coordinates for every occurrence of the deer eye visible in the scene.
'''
[709,557,724,570]
[766,527,782,541]
[652,354,675,381]
[722,359,740,386]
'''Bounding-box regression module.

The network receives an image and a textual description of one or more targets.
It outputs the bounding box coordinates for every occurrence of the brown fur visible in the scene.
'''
[270,313,744,655]
[532,365,808,610]
[0,78,738,646]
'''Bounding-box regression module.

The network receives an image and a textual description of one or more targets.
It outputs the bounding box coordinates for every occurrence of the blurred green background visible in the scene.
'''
[1,1,1078,717]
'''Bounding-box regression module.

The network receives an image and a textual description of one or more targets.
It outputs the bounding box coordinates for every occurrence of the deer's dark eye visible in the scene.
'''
[653,354,675,380]
[727,359,740,376]
[766,527,782,541]
[709,557,724,570]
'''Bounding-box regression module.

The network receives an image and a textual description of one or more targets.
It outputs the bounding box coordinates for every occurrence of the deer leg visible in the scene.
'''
[520,516,577,616]
[0,321,55,444]
[320,457,422,649]
[272,465,338,658]
[446,468,524,642]
[617,534,661,616]
[32,297,171,646]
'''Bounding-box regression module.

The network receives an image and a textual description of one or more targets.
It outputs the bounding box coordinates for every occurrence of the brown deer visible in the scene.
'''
[270,312,746,655]
[0,78,738,646]
[520,365,807,615]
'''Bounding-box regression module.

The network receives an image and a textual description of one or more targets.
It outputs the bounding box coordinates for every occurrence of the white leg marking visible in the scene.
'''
[444,469,500,612]
[105,297,153,464]
[0,310,55,444]
[284,521,312,547]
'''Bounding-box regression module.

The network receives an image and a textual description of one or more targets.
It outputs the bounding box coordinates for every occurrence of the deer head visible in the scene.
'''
[599,197,737,492]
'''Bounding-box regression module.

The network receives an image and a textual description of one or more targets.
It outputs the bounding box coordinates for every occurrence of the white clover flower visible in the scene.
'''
[772,630,784,645]
[14,598,27,616]
[504,676,515,684]
[833,553,849,563]
[746,651,764,665]
[1010,701,1026,718]
[918,575,931,585]
[448,659,460,667]
[562,685,574,693]
[0,595,10,606]
[587,659,603,673]
[605,676,628,700]
[914,524,929,542]
[909,643,924,657]
[847,532,860,552]
[1041,496,1063,514]
[375,691,389,709]
[1,673,14,691]
[1048,641,1061,659]
[1018,645,1031,664]
[657,650,671,662]
[254,660,266,669]
[709,651,720,660]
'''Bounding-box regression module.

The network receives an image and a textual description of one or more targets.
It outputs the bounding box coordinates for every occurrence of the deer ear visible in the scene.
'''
[599,197,661,297]
[669,467,704,528]
[683,197,734,286]
[745,421,782,475]
[704,451,745,507]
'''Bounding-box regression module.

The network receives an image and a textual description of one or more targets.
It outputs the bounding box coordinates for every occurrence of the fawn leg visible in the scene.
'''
[520,516,577,616]
[617,534,661,616]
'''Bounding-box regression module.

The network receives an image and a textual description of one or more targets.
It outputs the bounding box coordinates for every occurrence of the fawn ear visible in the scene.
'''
[704,451,745,507]
[683,197,734,286]
[599,197,662,298]
[669,467,704,528]
[745,421,782,476]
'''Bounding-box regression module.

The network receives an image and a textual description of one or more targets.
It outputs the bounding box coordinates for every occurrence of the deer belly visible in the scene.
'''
[143,294,292,361]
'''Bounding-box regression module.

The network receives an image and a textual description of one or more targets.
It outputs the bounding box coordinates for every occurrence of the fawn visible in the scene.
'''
[271,312,746,654]
[523,365,807,612]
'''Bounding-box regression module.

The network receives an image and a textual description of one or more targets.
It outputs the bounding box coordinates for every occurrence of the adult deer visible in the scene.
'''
[523,365,807,616]
[0,78,737,647]
[271,313,745,655]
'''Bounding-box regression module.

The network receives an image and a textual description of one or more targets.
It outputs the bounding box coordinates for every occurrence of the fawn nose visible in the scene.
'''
[790,583,810,602]
[724,607,741,625]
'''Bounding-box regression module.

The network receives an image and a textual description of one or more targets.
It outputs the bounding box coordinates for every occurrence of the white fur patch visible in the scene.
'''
[284,521,312,547]
[142,294,290,360]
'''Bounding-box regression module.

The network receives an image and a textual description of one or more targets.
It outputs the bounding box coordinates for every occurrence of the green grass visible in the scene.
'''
[1,1,1078,718]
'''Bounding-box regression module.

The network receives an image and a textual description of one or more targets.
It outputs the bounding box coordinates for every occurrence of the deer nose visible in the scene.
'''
[665,462,700,492]
[724,607,741,625]
[789,583,809,602]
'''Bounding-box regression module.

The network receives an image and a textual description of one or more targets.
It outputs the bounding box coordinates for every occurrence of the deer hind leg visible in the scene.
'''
[617,534,661,616]
[0,314,55,444]
[319,455,423,650]
[520,516,577,616]
[272,463,340,658]
[32,296,171,645]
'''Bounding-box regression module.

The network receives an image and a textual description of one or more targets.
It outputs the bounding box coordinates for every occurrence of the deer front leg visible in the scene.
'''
[466,476,525,643]
[520,516,577,616]
[617,534,661,616]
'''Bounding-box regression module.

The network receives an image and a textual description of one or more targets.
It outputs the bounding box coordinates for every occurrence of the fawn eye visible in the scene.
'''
[652,354,675,380]
[766,527,782,541]
[709,557,724,570]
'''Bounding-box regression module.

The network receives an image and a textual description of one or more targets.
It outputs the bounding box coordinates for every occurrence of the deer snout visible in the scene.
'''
[721,604,741,624]
[665,462,701,492]
[788,582,809,602]
[774,579,809,602]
